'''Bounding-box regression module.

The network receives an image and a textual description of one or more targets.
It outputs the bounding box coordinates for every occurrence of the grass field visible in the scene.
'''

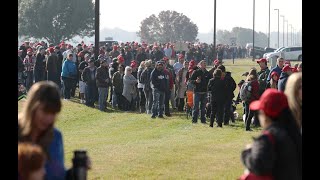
[19,58,273,179]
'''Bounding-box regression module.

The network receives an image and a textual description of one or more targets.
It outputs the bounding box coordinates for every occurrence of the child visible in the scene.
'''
[18,143,46,180]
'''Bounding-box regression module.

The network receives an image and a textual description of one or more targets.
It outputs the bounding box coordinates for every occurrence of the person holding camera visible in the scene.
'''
[18,81,91,180]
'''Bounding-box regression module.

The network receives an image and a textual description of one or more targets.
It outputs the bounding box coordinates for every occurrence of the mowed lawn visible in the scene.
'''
[19,59,269,179]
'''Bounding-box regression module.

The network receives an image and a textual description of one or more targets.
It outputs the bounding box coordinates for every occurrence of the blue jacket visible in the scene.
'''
[267,65,282,81]
[151,68,167,92]
[278,72,289,92]
[45,128,66,180]
[61,60,77,78]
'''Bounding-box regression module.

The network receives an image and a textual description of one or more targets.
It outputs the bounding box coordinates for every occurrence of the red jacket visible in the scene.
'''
[164,68,174,90]
[249,80,260,102]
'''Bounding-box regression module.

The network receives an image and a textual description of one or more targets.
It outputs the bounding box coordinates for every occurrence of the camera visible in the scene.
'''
[71,150,87,180]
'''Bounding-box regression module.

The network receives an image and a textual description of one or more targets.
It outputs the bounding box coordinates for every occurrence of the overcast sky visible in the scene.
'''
[100,0,301,33]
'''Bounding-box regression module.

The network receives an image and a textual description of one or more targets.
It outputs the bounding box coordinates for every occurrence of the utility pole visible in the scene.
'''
[94,0,100,60]
[268,0,270,48]
[274,9,279,48]
[213,0,217,60]
[281,15,285,47]
[252,0,255,61]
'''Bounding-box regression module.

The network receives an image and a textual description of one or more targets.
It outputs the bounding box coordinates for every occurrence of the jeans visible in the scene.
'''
[144,89,153,113]
[98,87,108,111]
[192,92,207,123]
[151,88,165,117]
[85,84,97,107]
[245,102,257,130]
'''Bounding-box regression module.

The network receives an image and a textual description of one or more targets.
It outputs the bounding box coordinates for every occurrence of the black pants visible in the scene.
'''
[139,88,146,107]
[164,90,171,114]
[224,99,233,124]
[109,83,113,102]
[62,77,75,99]
[210,100,225,127]
[245,102,257,130]
[177,98,185,111]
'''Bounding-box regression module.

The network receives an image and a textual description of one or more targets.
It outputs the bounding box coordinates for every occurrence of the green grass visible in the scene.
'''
[19,58,264,179]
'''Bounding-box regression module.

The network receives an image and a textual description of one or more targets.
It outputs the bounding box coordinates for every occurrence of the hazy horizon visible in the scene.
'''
[100,0,302,34]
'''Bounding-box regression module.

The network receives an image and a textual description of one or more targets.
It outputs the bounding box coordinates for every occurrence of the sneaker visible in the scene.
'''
[151,115,156,119]
[246,129,253,131]
[165,113,172,117]
[158,115,164,118]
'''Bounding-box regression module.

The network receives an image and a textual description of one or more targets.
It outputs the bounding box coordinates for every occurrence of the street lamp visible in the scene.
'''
[280,15,285,47]
[286,20,288,46]
[274,9,279,48]
[289,24,292,46]
[268,0,271,48]
[213,0,217,60]
[94,0,100,60]
[252,0,255,61]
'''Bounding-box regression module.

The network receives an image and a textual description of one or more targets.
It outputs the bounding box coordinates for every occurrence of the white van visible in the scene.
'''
[266,46,302,61]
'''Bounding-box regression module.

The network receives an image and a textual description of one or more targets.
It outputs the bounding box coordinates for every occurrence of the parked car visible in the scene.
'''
[263,47,285,58]
[266,46,302,61]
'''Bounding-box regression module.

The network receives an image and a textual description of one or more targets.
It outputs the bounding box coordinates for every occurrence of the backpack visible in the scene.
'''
[240,81,252,102]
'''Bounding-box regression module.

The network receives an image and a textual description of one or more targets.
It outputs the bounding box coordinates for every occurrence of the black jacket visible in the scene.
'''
[140,67,153,91]
[241,122,302,180]
[189,68,212,93]
[136,52,147,64]
[151,68,167,92]
[223,72,236,99]
[207,77,226,102]
[96,66,110,88]
[278,72,289,92]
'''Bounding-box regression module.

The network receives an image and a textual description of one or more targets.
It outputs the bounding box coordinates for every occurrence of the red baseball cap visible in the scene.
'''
[250,89,288,118]
[213,59,220,65]
[48,47,54,53]
[271,71,279,78]
[282,65,293,72]
[117,55,124,63]
[257,58,267,63]
[130,61,137,68]
[163,57,169,61]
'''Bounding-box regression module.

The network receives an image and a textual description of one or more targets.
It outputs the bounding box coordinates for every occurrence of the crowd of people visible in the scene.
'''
[18,40,302,179]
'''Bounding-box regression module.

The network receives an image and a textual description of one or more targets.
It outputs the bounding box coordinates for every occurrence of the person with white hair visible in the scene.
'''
[122,66,138,111]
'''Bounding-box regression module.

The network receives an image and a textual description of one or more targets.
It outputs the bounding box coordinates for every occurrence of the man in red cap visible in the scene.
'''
[256,58,270,95]
[117,55,125,65]
[208,59,221,75]
[23,49,36,90]
[59,43,66,54]
[278,65,293,92]
[109,45,120,58]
